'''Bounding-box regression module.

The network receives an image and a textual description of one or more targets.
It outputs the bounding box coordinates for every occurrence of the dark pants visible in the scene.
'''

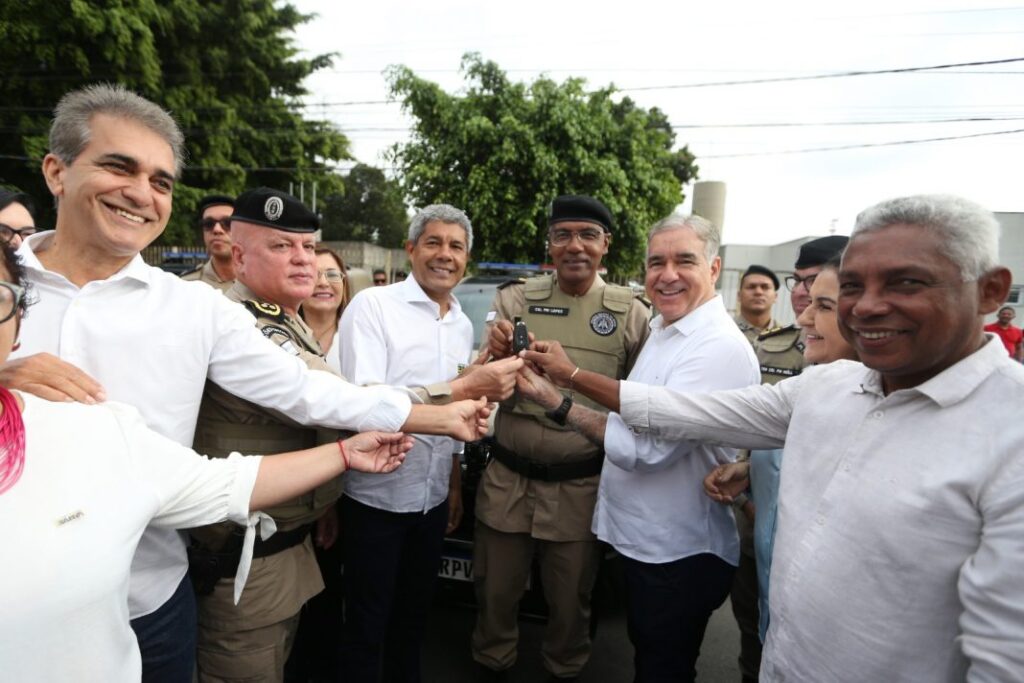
[130,573,198,683]
[340,495,449,683]
[730,551,763,683]
[286,507,344,683]
[622,553,735,683]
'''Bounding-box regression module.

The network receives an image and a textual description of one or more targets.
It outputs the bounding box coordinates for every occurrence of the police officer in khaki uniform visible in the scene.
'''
[729,235,850,683]
[188,188,340,683]
[182,194,235,291]
[733,264,780,344]
[472,196,650,681]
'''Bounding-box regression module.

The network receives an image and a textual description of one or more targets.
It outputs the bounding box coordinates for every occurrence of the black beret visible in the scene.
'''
[795,235,849,269]
[741,264,780,290]
[0,188,36,220]
[548,195,613,233]
[230,187,319,233]
[196,194,234,221]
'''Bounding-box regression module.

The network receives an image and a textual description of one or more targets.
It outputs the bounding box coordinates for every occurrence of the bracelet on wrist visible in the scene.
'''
[337,438,350,471]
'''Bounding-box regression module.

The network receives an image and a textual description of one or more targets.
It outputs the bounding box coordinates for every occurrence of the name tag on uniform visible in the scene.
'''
[528,305,569,316]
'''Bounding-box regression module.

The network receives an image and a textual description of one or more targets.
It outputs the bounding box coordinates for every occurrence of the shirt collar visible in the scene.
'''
[856,334,1009,405]
[18,230,152,286]
[401,274,463,317]
[651,294,726,335]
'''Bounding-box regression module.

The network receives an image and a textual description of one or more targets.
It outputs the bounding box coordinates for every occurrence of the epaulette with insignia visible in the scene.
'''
[757,323,798,342]
[497,278,527,290]
[243,299,287,323]
[635,293,652,308]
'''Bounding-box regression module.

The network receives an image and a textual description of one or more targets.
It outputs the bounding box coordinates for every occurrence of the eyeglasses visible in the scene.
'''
[785,273,818,291]
[317,268,345,283]
[373,277,387,285]
[0,281,25,324]
[200,217,231,232]
[548,228,605,247]
[0,224,37,243]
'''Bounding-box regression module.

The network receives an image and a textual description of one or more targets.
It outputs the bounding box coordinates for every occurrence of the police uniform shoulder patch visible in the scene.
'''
[497,278,526,290]
[590,311,618,336]
[261,324,301,356]
[243,299,286,322]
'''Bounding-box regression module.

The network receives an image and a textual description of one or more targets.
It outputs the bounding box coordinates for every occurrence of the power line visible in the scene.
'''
[702,127,1024,158]
[621,57,1024,92]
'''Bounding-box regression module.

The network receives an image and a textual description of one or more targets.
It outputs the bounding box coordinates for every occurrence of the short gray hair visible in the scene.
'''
[852,194,999,281]
[648,213,720,263]
[408,204,473,251]
[49,84,186,176]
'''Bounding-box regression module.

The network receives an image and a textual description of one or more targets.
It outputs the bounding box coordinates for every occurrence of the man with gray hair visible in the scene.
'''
[338,204,522,681]
[549,194,1023,681]
[521,213,760,682]
[2,84,491,683]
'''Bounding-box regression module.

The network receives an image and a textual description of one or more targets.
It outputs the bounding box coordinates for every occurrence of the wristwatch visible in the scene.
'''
[545,395,574,426]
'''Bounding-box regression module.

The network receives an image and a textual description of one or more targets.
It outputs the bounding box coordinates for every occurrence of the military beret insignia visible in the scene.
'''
[590,311,617,336]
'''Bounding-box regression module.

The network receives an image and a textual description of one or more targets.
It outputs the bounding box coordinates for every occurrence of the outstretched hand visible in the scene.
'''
[455,353,523,401]
[521,340,577,387]
[447,396,493,442]
[515,365,564,411]
[703,461,751,504]
[342,431,414,473]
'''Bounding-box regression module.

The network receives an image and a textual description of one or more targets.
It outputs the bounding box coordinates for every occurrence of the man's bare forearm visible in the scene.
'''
[565,403,609,447]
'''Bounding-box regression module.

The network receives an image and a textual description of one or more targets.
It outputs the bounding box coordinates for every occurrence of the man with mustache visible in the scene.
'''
[472,195,650,682]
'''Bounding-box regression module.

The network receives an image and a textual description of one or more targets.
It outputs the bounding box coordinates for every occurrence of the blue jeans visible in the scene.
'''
[130,574,198,683]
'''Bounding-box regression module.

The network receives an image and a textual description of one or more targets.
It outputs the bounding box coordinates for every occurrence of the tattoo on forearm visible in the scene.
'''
[566,405,607,447]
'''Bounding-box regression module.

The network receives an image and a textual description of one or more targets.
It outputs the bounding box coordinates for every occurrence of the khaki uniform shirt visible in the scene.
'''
[733,313,778,345]
[754,323,805,386]
[475,274,650,542]
[192,281,336,630]
[181,259,233,292]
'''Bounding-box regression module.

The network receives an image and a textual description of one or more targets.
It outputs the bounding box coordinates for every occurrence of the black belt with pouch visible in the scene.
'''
[187,523,312,595]
[490,442,603,482]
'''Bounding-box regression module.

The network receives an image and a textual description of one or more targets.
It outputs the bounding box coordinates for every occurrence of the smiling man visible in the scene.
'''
[601,195,1023,682]
[3,85,490,683]
[338,204,522,681]
[472,195,651,682]
[182,194,235,290]
[187,187,346,682]
[519,213,760,682]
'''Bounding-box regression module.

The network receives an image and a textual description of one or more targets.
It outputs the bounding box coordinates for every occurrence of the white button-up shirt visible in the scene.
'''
[598,295,759,565]
[340,275,473,513]
[13,232,413,618]
[619,337,1024,682]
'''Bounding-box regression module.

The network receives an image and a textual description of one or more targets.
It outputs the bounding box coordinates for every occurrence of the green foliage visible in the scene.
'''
[0,0,349,245]
[387,54,698,278]
[320,164,409,247]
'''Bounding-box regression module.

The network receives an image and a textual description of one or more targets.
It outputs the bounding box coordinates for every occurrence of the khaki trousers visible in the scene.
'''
[197,612,300,683]
[471,521,601,677]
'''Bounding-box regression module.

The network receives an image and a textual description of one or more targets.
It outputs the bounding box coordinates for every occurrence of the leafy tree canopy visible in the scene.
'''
[387,53,698,278]
[0,0,349,244]
[320,163,409,247]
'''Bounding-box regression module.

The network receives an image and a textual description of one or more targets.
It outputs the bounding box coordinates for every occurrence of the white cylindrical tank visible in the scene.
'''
[692,181,727,233]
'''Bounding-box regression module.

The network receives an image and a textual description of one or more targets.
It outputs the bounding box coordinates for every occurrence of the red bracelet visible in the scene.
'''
[337,438,350,471]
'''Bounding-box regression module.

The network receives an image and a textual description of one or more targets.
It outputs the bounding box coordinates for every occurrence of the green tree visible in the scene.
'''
[387,53,698,278]
[0,0,349,244]
[320,163,409,247]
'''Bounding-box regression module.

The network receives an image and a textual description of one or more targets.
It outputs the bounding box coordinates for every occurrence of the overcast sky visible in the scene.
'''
[293,0,1023,246]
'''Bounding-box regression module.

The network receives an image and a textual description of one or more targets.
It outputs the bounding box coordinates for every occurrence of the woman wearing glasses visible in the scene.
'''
[0,188,38,248]
[300,246,350,374]
[0,242,416,682]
